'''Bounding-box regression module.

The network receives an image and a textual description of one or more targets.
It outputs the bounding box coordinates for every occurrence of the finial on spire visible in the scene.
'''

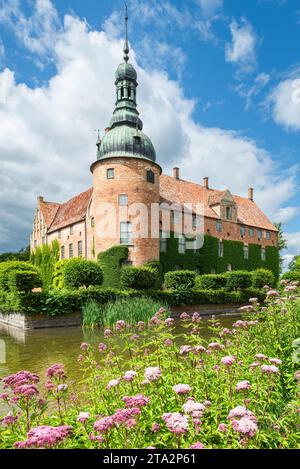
[123,3,129,62]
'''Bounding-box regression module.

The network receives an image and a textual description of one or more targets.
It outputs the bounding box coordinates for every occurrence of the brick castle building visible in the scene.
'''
[31,16,279,277]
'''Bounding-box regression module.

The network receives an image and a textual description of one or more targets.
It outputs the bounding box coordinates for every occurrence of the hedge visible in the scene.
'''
[8,270,42,293]
[98,246,129,288]
[144,260,163,289]
[251,269,275,289]
[63,259,103,289]
[195,274,227,290]
[120,266,158,290]
[164,271,196,290]
[52,260,70,290]
[0,261,38,291]
[281,270,300,282]
[30,240,60,291]
[225,271,252,291]
[160,233,280,280]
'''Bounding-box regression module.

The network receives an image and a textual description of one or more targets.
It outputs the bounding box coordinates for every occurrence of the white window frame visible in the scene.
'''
[178,235,186,254]
[119,194,128,206]
[120,222,133,245]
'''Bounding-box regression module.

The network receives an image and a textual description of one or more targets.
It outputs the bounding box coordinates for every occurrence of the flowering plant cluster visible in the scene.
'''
[0,282,299,449]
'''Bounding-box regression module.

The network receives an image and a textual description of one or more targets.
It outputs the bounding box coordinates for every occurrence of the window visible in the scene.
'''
[69,243,73,259]
[61,246,65,259]
[227,263,232,272]
[91,217,95,228]
[178,236,186,254]
[249,227,254,237]
[211,267,216,274]
[147,170,155,184]
[218,240,224,258]
[172,211,180,225]
[257,229,262,241]
[192,215,201,229]
[70,226,74,235]
[261,247,266,261]
[160,232,168,253]
[240,226,246,237]
[226,206,232,220]
[243,244,249,260]
[216,221,222,232]
[266,231,271,240]
[119,194,128,206]
[120,222,133,245]
[78,241,83,258]
[107,168,115,179]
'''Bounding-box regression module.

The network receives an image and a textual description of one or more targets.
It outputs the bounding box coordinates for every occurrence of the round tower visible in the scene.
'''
[89,11,161,265]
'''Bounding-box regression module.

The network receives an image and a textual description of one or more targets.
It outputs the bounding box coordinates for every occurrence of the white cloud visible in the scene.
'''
[274,206,300,224]
[268,71,300,131]
[282,231,300,271]
[225,19,257,73]
[198,0,223,18]
[0,11,298,251]
[236,72,270,109]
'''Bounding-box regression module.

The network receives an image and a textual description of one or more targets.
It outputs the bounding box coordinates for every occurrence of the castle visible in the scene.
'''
[30,15,279,278]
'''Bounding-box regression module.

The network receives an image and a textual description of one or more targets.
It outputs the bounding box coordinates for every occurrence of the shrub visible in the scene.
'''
[63,259,103,289]
[251,269,275,289]
[164,270,196,290]
[98,246,129,288]
[144,260,163,289]
[195,274,227,290]
[8,270,42,293]
[281,270,300,283]
[0,261,38,291]
[30,240,60,291]
[120,266,158,290]
[225,271,252,291]
[52,260,70,290]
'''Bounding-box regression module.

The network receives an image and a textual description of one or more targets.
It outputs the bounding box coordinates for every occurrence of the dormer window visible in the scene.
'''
[226,206,232,220]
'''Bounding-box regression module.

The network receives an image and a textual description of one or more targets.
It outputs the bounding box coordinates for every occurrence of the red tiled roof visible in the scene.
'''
[40,201,60,228]
[159,174,277,232]
[47,188,93,233]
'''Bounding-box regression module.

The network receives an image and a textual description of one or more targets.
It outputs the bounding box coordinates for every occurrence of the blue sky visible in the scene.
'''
[0,0,299,266]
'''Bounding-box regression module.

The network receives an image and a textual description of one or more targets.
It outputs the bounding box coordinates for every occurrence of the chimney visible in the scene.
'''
[248,187,254,201]
[173,167,180,180]
[203,177,209,189]
[105,127,110,133]
[38,196,44,203]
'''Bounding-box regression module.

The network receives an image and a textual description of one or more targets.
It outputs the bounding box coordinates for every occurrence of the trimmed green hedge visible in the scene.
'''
[164,270,196,290]
[144,260,163,289]
[225,271,252,291]
[251,268,275,288]
[160,233,280,280]
[63,259,103,289]
[120,266,158,290]
[0,261,39,291]
[8,270,42,293]
[98,246,129,288]
[196,274,227,290]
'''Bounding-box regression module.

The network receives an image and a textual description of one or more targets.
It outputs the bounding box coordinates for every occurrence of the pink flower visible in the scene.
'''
[80,343,89,351]
[45,364,66,379]
[116,320,126,330]
[218,423,228,433]
[294,371,300,381]
[173,384,192,395]
[179,345,193,355]
[190,441,205,449]
[106,379,121,390]
[255,354,267,361]
[249,298,258,304]
[165,318,175,327]
[3,371,39,390]
[122,394,150,408]
[182,399,206,416]
[151,423,161,432]
[137,321,145,329]
[98,343,107,353]
[267,290,279,297]
[236,380,251,392]
[144,367,162,381]
[77,412,90,423]
[125,418,137,429]
[123,371,137,382]
[228,406,256,423]
[232,416,258,438]
[193,345,206,355]
[104,329,113,338]
[131,334,140,341]
[269,358,282,365]
[113,408,141,425]
[150,316,161,325]
[221,356,236,366]
[0,393,9,400]
[208,342,225,351]
[14,384,39,398]
[1,412,18,427]
[15,425,72,449]
[192,312,201,323]
[233,320,249,329]
[261,365,279,375]
[162,412,189,435]
[56,384,68,393]
[249,362,260,368]
[180,312,190,320]
[164,339,173,346]
[94,416,115,433]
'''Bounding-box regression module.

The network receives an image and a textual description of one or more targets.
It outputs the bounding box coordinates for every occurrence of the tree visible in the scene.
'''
[288,255,300,271]
[0,246,30,263]
[273,222,287,274]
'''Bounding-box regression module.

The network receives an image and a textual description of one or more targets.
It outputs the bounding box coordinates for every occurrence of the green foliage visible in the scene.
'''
[63,259,103,289]
[0,246,30,263]
[82,301,102,327]
[144,260,163,288]
[281,270,300,282]
[164,270,196,290]
[251,269,275,289]
[52,259,70,290]
[160,233,279,280]
[120,266,158,290]
[225,271,253,291]
[8,270,42,293]
[288,255,300,272]
[98,246,129,288]
[30,240,60,291]
[0,261,38,291]
[195,274,227,290]
[273,222,287,273]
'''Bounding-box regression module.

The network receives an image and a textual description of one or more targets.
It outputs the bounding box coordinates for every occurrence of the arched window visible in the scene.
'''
[147,170,155,184]
[218,240,223,257]
[128,87,131,99]
[121,87,124,98]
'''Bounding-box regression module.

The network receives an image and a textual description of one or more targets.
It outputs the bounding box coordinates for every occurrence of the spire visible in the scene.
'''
[123,4,129,62]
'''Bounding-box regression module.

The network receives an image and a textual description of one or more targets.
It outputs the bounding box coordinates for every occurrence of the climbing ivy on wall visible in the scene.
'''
[160,233,279,280]
[98,246,129,288]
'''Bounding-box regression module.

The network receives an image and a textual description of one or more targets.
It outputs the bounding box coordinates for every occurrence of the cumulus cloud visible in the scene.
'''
[198,0,223,18]
[268,71,300,131]
[282,231,300,271]
[225,18,257,73]
[0,9,298,251]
